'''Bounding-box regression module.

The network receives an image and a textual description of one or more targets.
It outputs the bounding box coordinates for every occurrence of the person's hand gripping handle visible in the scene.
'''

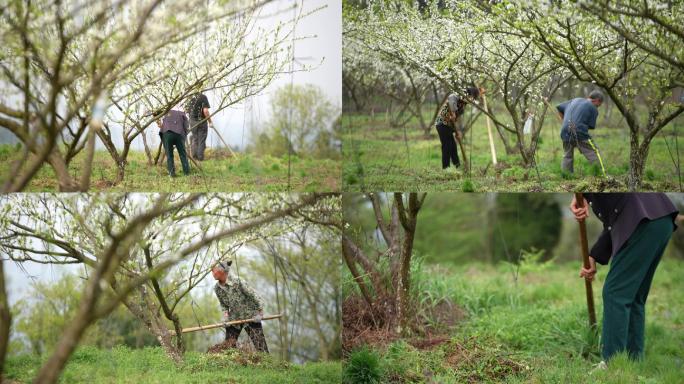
[572,193,598,329]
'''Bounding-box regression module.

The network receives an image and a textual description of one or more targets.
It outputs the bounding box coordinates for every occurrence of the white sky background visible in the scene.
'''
[125,0,341,152]
[0,0,342,150]
[5,241,274,352]
[2,192,279,307]
[3,241,260,307]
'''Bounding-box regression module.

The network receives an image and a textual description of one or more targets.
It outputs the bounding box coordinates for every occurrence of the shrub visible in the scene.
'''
[343,347,383,384]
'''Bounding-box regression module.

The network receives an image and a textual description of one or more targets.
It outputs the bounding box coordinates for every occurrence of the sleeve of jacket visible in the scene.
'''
[590,228,612,265]
[240,281,264,312]
[556,101,569,114]
[182,113,188,135]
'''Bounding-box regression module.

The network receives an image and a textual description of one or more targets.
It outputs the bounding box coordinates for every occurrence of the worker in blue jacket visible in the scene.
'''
[557,91,606,176]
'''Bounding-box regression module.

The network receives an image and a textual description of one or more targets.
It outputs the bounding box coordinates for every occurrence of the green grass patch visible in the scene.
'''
[4,345,341,383]
[345,258,684,383]
[342,110,684,192]
[0,148,340,192]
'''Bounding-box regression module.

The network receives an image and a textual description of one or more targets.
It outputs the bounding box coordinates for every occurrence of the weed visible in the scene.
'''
[343,347,383,384]
[461,179,475,192]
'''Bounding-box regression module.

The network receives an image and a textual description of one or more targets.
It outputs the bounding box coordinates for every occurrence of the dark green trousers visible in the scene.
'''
[601,215,673,361]
[161,131,190,177]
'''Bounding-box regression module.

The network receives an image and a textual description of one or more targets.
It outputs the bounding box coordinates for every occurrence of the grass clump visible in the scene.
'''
[343,347,383,384]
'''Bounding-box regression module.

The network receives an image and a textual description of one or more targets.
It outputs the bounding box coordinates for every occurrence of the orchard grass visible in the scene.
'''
[342,110,684,192]
[344,259,684,383]
[4,346,341,384]
[0,146,340,192]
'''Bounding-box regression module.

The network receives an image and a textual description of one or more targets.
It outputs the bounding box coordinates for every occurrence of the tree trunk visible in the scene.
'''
[393,193,423,334]
[123,293,184,365]
[47,152,80,192]
[272,260,288,361]
[0,259,11,377]
[79,124,98,191]
[115,161,126,185]
[396,222,415,334]
[96,129,128,185]
[628,138,650,191]
[141,131,154,166]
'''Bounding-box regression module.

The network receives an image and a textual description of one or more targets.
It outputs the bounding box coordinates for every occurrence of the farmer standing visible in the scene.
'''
[186,92,213,161]
[557,90,606,175]
[157,108,190,177]
[435,87,481,171]
[211,260,269,352]
[570,193,678,364]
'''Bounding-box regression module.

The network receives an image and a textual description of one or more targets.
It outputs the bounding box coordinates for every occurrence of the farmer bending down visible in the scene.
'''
[570,193,678,364]
[435,87,481,171]
[557,91,606,176]
[157,108,190,177]
[212,260,269,352]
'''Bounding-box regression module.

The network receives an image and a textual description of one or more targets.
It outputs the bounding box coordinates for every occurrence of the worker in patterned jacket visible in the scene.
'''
[435,87,481,171]
[211,260,269,352]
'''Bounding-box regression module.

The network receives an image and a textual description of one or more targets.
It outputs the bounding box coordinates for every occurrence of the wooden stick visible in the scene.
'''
[543,98,563,122]
[480,89,498,166]
[153,142,163,166]
[455,133,469,174]
[169,314,283,335]
[209,124,239,159]
[574,193,598,329]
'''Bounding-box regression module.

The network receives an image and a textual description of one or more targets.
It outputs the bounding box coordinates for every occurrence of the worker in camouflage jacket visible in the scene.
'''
[211,260,269,352]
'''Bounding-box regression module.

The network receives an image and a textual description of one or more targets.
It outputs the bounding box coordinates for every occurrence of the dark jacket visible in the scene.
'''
[159,110,189,137]
[585,193,678,265]
[557,98,598,142]
[186,93,211,121]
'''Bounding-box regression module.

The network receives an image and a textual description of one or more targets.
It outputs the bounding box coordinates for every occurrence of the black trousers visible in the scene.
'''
[225,322,269,353]
[161,131,190,176]
[436,123,460,169]
[190,119,208,160]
